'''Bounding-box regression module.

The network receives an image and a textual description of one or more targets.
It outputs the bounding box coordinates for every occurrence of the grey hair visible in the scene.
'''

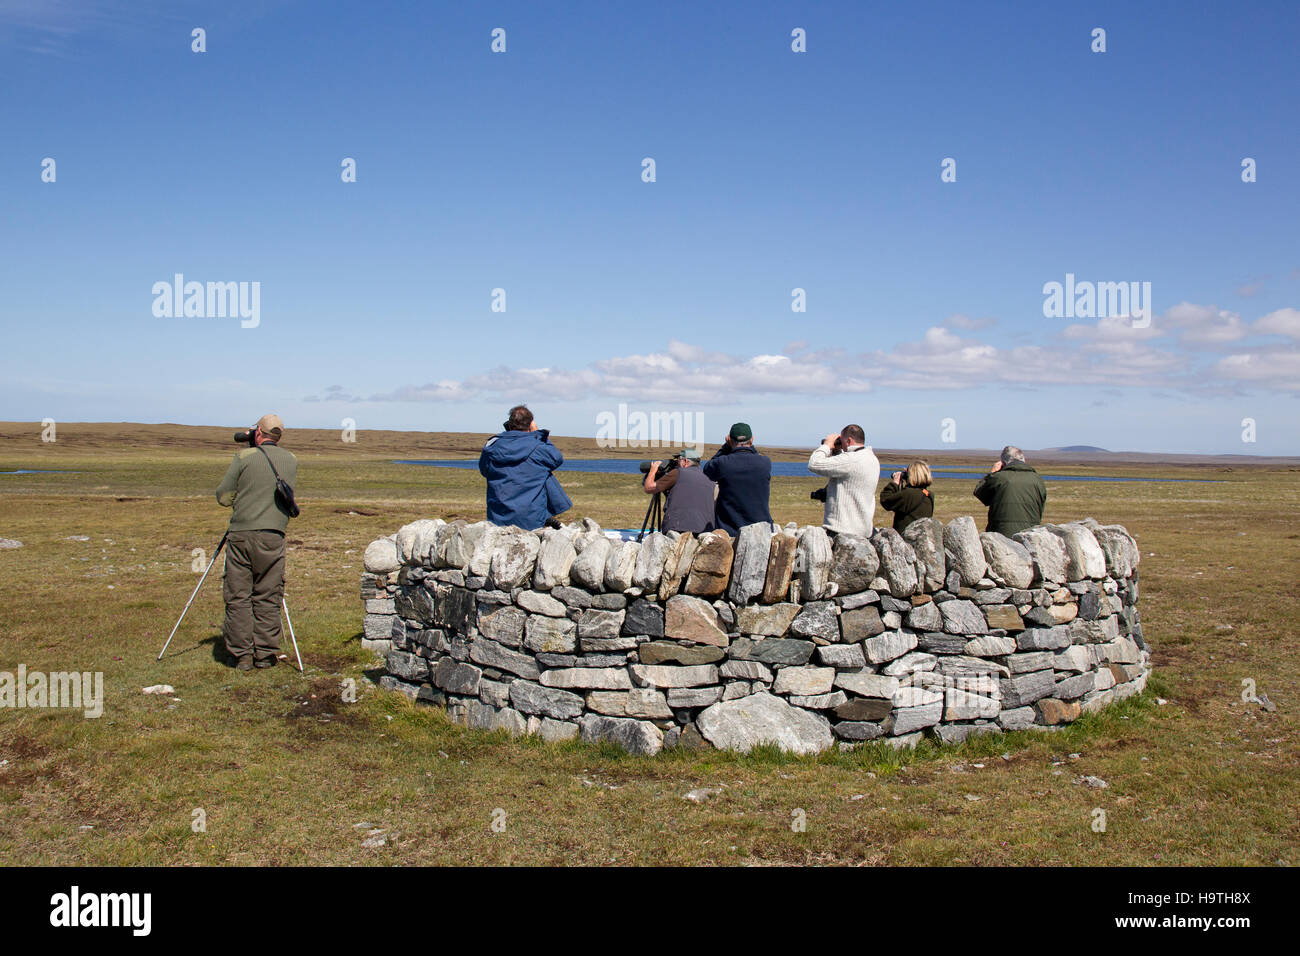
[1000,445,1026,465]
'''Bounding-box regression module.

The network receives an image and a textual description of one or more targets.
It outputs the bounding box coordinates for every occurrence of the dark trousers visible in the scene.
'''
[222,530,285,663]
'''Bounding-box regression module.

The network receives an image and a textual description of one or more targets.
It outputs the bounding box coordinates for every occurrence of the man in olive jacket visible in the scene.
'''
[973,445,1046,536]
[215,413,298,671]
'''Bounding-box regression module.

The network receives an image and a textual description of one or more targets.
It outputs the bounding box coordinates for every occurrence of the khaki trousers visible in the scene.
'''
[222,530,286,663]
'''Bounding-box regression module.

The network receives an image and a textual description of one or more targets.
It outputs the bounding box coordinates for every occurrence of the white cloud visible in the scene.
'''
[325,300,1300,406]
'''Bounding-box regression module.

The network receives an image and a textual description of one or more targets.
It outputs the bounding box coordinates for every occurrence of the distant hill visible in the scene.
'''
[1049,445,1110,453]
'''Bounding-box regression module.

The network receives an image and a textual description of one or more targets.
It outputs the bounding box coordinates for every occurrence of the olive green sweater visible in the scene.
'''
[215,443,298,532]
[972,460,1047,536]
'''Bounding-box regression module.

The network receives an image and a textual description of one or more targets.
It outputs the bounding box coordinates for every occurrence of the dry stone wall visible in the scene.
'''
[359,515,1148,755]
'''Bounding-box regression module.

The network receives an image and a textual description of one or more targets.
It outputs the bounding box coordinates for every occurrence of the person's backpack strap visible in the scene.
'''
[256,445,300,518]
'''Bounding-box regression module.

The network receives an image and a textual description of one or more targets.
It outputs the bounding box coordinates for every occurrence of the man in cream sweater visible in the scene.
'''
[808,424,880,537]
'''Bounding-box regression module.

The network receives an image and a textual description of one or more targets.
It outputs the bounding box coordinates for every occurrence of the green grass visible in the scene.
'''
[0,424,1297,865]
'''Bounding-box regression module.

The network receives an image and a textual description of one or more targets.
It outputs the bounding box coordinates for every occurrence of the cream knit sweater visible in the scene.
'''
[808,443,881,536]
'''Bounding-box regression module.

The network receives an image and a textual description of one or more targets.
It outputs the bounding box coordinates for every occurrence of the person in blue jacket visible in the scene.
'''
[478,405,572,530]
[702,422,773,536]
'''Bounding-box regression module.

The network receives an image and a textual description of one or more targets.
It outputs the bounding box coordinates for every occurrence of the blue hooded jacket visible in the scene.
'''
[478,429,569,530]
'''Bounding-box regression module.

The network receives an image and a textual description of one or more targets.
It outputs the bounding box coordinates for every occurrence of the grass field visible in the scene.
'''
[1,422,1297,865]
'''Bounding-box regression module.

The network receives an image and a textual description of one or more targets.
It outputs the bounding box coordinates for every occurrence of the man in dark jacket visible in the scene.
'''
[479,405,570,530]
[216,413,298,671]
[973,445,1047,536]
[701,423,773,536]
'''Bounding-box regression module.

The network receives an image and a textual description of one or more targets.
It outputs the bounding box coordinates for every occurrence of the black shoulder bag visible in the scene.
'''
[257,445,300,518]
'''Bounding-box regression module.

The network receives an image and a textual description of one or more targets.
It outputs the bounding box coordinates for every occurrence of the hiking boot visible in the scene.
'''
[234,658,254,672]
[255,658,277,669]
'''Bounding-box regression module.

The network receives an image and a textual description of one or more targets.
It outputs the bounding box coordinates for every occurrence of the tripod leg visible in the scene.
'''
[281,597,304,672]
[158,531,228,661]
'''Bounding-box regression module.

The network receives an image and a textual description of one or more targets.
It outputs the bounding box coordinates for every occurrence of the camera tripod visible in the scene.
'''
[156,530,304,672]
[637,493,664,542]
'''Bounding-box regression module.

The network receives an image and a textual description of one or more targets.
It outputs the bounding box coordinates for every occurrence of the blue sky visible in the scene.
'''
[2,0,1298,454]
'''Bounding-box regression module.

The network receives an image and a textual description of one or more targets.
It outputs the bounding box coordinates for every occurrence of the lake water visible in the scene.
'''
[0,469,76,476]
[394,459,1218,483]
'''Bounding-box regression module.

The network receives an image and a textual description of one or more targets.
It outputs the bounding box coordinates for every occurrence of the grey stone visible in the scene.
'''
[997,706,1037,730]
[939,599,989,635]
[570,535,612,590]
[579,715,664,755]
[719,659,773,681]
[395,519,443,565]
[728,523,773,605]
[837,590,880,610]
[363,537,401,574]
[789,691,848,710]
[833,671,900,698]
[631,531,670,591]
[666,686,725,708]
[516,589,566,617]
[881,651,937,677]
[980,532,1035,589]
[1015,625,1072,651]
[577,608,626,640]
[696,692,834,755]
[638,641,725,666]
[883,702,942,735]
[795,525,834,600]
[489,531,540,589]
[998,669,1056,707]
[1005,651,1054,673]
[772,666,836,696]
[469,638,541,680]
[863,629,917,664]
[872,529,919,597]
[727,637,815,666]
[385,649,429,682]
[533,529,577,590]
[476,604,527,647]
[902,517,947,592]
[943,688,1000,721]
[623,598,665,637]
[943,516,986,586]
[1012,527,1069,586]
[541,667,632,690]
[1048,523,1107,580]
[657,533,698,601]
[509,679,585,719]
[589,592,628,610]
[965,635,1017,657]
[905,601,943,631]
[830,533,879,596]
[833,720,885,741]
[629,663,719,688]
[524,614,578,653]
[551,585,592,608]
[790,601,838,642]
[432,658,482,695]
[478,678,511,708]
[737,602,801,637]
[918,631,967,655]
[604,540,639,592]
[539,718,579,742]
[586,688,674,719]
[816,643,867,668]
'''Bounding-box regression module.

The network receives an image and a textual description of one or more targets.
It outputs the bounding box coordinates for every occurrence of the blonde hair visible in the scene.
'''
[906,460,932,488]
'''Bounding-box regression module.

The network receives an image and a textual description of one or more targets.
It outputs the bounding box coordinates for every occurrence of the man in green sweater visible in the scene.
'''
[215,413,298,671]
[972,445,1047,536]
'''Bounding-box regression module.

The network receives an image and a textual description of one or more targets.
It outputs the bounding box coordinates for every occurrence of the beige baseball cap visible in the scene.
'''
[256,413,284,438]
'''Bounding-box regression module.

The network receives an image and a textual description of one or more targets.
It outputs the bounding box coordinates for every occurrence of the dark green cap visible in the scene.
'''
[729,422,752,442]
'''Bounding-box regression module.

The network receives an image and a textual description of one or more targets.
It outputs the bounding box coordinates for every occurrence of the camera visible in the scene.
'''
[234,428,257,444]
[639,454,683,476]
[810,486,828,502]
